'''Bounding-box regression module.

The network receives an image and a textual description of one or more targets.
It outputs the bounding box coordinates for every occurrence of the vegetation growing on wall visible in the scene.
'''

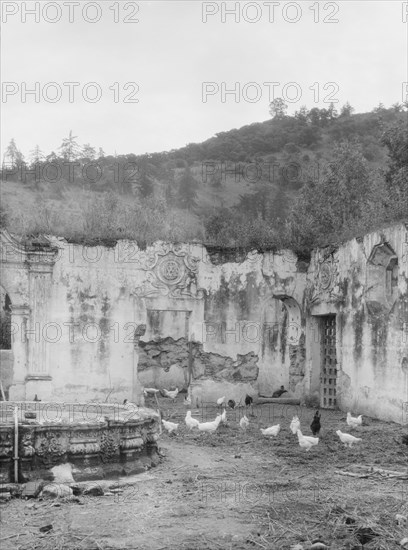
[1,104,407,254]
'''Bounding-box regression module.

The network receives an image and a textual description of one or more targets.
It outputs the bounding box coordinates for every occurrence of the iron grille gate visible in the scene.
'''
[320,315,337,408]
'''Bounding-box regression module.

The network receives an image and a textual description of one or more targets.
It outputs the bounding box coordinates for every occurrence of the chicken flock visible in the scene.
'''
[153,389,366,452]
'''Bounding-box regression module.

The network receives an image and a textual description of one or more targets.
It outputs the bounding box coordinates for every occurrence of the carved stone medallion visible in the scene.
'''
[134,245,205,299]
[157,254,184,285]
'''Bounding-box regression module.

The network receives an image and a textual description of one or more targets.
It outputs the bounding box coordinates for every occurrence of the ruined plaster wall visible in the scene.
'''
[37,242,140,403]
[259,250,307,398]
[306,224,408,423]
[133,245,305,405]
[1,234,305,406]
[46,242,206,404]
[189,247,305,404]
[2,226,406,423]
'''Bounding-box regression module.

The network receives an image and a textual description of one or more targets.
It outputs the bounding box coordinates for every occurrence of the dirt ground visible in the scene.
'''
[1,398,408,550]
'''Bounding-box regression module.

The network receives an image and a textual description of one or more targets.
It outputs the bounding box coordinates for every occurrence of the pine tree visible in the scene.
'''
[340,102,354,117]
[82,143,96,160]
[59,130,81,161]
[327,102,338,122]
[98,147,105,159]
[46,151,58,162]
[3,138,24,168]
[29,144,45,166]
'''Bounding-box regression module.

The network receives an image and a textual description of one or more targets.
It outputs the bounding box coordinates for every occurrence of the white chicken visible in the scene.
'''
[297,429,319,451]
[143,387,160,397]
[197,415,222,434]
[239,415,249,430]
[162,419,179,434]
[162,388,179,400]
[216,396,226,406]
[260,424,280,437]
[290,415,300,434]
[336,430,362,447]
[185,410,199,430]
[346,412,362,428]
[184,395,192,406]
[220,408,227,424]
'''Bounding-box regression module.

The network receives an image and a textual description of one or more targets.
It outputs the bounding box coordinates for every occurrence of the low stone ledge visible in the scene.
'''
[255,397,301,405]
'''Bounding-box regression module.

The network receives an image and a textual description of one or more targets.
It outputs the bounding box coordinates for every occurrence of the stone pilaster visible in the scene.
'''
[8,305,30,400]
[25,256,56,400]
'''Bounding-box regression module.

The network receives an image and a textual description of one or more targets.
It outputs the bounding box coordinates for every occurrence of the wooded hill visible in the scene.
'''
[1,103,407,257]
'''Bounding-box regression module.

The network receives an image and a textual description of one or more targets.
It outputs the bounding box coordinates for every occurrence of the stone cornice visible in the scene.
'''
[0,230,58,268]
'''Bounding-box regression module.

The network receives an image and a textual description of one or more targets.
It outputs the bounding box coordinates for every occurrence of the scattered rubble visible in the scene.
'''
[83,484,104,497]
[22,480,45,499]
[42,484,73,498]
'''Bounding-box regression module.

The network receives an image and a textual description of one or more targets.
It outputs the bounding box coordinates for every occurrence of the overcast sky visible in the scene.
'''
[1,0,407,159]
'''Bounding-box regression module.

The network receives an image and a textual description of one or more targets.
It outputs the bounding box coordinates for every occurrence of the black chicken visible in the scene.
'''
[245,394,253,407]
[227,399,236,409]
[272,385,288,398]
[310,410,321,436]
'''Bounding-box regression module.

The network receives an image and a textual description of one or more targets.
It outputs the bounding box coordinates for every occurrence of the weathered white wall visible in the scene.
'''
[306,224,408,423]
[1,223,407,423]
[0,236,303,406]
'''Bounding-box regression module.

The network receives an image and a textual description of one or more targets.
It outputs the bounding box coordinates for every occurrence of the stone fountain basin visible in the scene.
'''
[0,402,161,483]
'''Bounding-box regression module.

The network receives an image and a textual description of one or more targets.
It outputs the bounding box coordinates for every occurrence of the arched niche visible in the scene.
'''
[258,293,305,396]
[366,242,399,312]
[273,294,303,345]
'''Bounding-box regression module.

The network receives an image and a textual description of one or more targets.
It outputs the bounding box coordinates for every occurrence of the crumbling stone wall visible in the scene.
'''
[1,224,406,423]
[305,223,408,423]
[137,336,259,391]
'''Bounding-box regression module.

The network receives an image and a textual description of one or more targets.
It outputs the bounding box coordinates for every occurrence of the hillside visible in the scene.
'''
[1,105,407,255]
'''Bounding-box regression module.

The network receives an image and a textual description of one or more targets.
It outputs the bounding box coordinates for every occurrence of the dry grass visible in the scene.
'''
[1,179,205,246]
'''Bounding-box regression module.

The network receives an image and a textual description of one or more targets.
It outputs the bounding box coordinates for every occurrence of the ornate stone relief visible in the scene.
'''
[99,430,120,462]
[309,253,342,304]
[0,430,13,458]
[0,415,161,482]
[0,230,58,268]
[120,436,144,450]
[134,244,205,299]
[36,431,66,466]
[19,431,35,457]
[69,436,100,455]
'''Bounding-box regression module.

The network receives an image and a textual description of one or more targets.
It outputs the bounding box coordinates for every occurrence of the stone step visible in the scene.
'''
[255,398,301,405]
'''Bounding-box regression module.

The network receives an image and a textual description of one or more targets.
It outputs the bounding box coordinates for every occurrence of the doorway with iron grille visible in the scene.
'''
[320,315,337,409]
